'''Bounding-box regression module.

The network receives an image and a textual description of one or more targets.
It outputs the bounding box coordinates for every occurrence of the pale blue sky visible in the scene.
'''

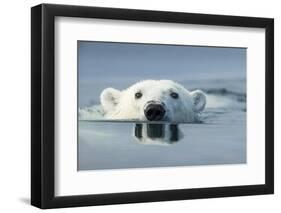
[78,41,246,106]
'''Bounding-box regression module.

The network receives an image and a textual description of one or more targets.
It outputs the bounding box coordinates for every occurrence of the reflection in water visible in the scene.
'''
[134,123,183,145]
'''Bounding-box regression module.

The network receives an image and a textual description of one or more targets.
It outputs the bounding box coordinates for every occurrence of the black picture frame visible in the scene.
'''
[31,3,274,209]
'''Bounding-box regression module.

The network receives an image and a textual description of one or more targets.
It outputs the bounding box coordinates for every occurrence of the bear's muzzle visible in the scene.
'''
[144,101,166,121]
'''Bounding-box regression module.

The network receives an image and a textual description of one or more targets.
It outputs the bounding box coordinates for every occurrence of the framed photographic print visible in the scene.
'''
[31,3,274,209]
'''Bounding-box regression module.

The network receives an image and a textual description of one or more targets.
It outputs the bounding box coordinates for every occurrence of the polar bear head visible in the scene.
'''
[100,80,206,123]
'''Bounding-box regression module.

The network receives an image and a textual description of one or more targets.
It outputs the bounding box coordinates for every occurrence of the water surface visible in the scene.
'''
[78,80,246,170]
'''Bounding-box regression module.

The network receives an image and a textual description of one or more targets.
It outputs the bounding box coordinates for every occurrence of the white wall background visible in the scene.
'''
[0,0,279,212]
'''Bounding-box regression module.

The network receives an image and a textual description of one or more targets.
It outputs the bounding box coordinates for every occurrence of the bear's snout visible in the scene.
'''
[144,101,166,121]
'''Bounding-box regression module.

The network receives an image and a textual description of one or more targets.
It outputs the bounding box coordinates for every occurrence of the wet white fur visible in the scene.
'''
[101,80,206,123]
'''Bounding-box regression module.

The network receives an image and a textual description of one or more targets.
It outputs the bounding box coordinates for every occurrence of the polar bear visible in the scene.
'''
[100,80,206,123]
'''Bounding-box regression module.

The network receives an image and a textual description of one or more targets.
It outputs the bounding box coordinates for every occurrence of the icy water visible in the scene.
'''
[78,79,246,171]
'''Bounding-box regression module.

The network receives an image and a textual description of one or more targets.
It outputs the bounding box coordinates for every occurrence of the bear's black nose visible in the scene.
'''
[144,103,166,121]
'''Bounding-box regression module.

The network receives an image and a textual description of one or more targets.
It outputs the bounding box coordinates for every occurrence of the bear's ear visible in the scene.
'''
[100,88,121,112]
[190,90,206,112]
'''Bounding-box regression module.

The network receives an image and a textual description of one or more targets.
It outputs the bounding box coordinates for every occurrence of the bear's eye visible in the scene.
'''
[135,92,142,99]
[170,92,179,99]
